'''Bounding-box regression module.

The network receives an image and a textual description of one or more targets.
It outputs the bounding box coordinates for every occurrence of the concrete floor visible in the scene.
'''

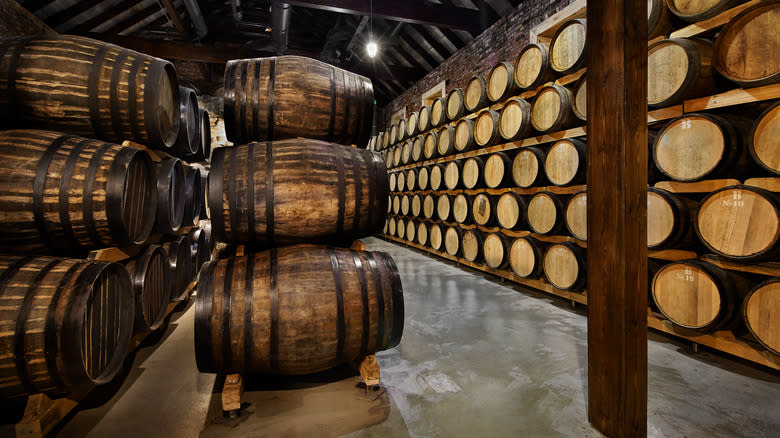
[7,237,779,437]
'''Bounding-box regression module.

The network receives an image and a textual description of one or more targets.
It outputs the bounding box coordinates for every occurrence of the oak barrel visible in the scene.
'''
[182,165,202,227]
[155,157,186,235]
[648,0,674,39]
[209,140,388,245]
[514,43,553,90]
[406,169,417,192]
[743,279,780,356]
[564,190,587,241]
[123,245,171,333]
[509,236,544,278]
[389,172,397,192]
[0,34,180,149]
[667,0,740,22]
[388,217,397,236]
[487,62,517,102]
[484,152,512,188]
[431,97,446,127]
[195,245,403,375]
[461,229,483,263]
[174,86,201,156]
[0,256,133,398]
[161,235,194,301]
[406,112,419,138]
[474,109,501,147]
[528,191,565,235]
[430,223,444,250]
[483,233,510,269]
[531,84,577,133]
[411,136,424,163]
[647,188,695,249]
[398,118,407,143]
[648,38,715,108]
[498,97,532,141]
[438,125,456,156]
[543,242,586,291]
[444,227,462,256]
[223,56,373,146]
[405,219,416,242]
[400,194,410,217]
[696,185,780,260]
[424,131,439,160]
[430,164,444,191]
[401,140,412,165]
[447,89,465,121]
[472,192,495,227]
[392,195,401,215]
[496,192,527,230]
[0,130,157,254]
[392,145,402,167]
[465,76,489,112]
[444,160,462,190]
[549,19,587,74]
[749,102,780,175]
[572,78,587,121]
[192,108,212,161]
[454,118,475,152]
[452,193,471,224]
[462,157,484,189]
[437,194,452,221]
[186,227,210,270]
[512,147,547,188]
[397,218,406,239]
[545,138,586,186]
[389,123,399,146]
[418,105,432,133]
[423,194,436,219]
[416,221,429,246]
[418,166,430,191]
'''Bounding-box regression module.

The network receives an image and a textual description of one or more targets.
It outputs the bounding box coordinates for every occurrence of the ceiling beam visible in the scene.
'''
[86,34,270,63]
[104,3,162,35]
[159,0,187,34]
[45,0,103,29]
[285,0,481,32]
[67,0,145,34]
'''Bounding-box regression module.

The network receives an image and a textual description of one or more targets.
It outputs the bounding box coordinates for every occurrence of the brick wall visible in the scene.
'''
[379,0,575,128]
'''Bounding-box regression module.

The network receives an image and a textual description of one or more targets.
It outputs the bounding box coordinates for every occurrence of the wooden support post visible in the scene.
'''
[221,374,244,412]
[586,0,648,436]
[15,394,79,438]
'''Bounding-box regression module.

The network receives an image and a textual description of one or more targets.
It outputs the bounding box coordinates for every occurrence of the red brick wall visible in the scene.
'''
[379,0,575,128]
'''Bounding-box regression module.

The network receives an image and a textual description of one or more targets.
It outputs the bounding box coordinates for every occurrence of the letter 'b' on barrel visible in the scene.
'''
[223,56,374,146]
[194,245,404,375]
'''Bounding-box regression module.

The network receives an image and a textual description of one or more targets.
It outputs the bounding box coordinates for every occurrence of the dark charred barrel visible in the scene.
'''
[194,245,404,375]
[161,235,194,302]
[223,56,374,146]
[0,256,133,398]
[123,245,171,333]
[0,34,180,149]
[174,86,200,156]
[192,109,212,162]
[0,130,157,254]
[209,139,388,245]
[187,227,211,270]
[199,166,210,219]
[155,157,186,235]
[182,165,202,227]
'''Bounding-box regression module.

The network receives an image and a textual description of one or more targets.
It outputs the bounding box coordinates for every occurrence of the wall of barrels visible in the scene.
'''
[0,34,212,401]
[374,0,780,371]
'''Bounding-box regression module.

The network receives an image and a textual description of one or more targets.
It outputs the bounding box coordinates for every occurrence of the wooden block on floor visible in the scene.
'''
[221,374,244,412]
[15,394,79,438]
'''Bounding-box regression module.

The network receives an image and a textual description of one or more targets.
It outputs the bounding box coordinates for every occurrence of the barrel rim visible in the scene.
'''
[194,258,217,373]
[127,245,171,331]
[564,190,588,241]
[647,38,704,108]
[149,61,182,149]
[748,101,780,176]
[155,157,186,234]
[742,278,780,356]
[107,147,157,246]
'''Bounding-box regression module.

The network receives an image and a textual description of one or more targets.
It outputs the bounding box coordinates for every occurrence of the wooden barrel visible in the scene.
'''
[497,192,527,230]
[223,56,373,146]
[389,172,397,192]
[487,62,517,102]
[209,140,388,245]
[430,223,444,250]
[174,86,201,156]
[438,125,456,156]
[465,76,489,113]
[411,136,424,162]
[528,191,565,235]
[531,84,577,133]
[462,157,484,189]
[377,132,385,150]
[123,245,171,333]
[418,166,430,190]
[183,165,202,227]
[198,166,210,220]
[545,138,586,186]
[514,43,553,90]
[383,218,389,235]
[406,112,419,138]
[667,0,740,22]
[430,164,444,191]
[393,145,403,168]
[452,193,471,224]
[461,229,483,262]
[454,118,475,152]
[155,157,186,235]
[472,192,495,227]
[195,245,403,374]
[398,118,408,143]
[696,185,780,260]
[509,236,544,278]
[191,108,213,161]
[564,190,587,241]
[416,221,429,246]
[572,78,587,121]
[749,102,780,175]
[499,98,532,141]
[474,109,501,147]
[437,194,452,221]
[400,194,410,216]
[418,105,432,133]
[743,279,780,356]
[444,227,462,256]
[483,233,510,269]
[512,147,547,188]
[380,130,389,149]
[401,140,412,165]
[423,194,436,219]
[648,38,714,108]
[198,221,215,266]
[431,97,446,127]
[392,195,401,215]
[388,217,397,236]
[714,2,780,87]
[0,130,157,254]
[447,88,465,121]
[543,242,586,291]
[186,227,210,270]
[389,123,399,146]
[549,19,587,74]
[653,113,745,181]
[484,152,512,188]
[648,0,674,39]
[0,256,134,399]
[652,260,743,332]
[405,219,416,242]
[161,235,194,301]
[397,218,407,239]
[647,188,695,249]
[384,149,393,168]
[406,169,417,191]
[423,131,438,160]
[0,34,180,149]
[444,160,462,190]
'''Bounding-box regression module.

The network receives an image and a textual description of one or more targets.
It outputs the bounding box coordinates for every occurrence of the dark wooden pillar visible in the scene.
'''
[586,0,648,436]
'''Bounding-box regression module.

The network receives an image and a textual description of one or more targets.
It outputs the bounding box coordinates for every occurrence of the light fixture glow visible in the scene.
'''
[366,41,378,58]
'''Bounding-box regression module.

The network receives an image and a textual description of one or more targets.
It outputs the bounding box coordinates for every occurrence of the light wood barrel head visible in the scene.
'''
[750,103,780,175]
[383,219,389,234]
[392,195,400,214]
[401,141,412,164]
[462,157,482,189]
[565,191,587,241]
[488,63,511,101]
[483,233,507,268]
[385,150,393,168]
[447,90,464,120]
[444,227,461,256]
[431,98,444,126]
[430,224,443,250]
[412,136,423,162]
[417,222,429,246]
[418,166,430,190]
[472,193,492,226]
[647,190,675,248]
[398,119,407,142]
[515,44,545,89]
[454,118,474,151]
[484,153,508,188]
[424,132,438,159]
[387,195,392,213]
[497,192,523,229]
[453,193,470,223]
[397,218,406,239]
[513,148,542,188]
[475,111,497,146]
[744,280,780,355]
[652,263,721,328]
[400,195,410,216]
[461,230,481,262]
[406,219,416,241]
[438,126,453,156]
[406,169,416,191]
[697,187,780,258]
[388,217,397,236]
[648,41,690,106]
[430,165,443,190]
[510,238,539,278]
[545,140,582,186]
[444,161,461,189]
[573,79,587,120]
[397,171,406,192]
[437,194,451,221]
[667,0,724,17]
[389,172,397,192]
[407,113,418,137]
[411,194,422,217]
[528,192,560,234]
[550,20,586,73]
[532,87,564,132]
[499,98,531,140]
[393,145,402,167]
[390,124,398,144]
[465,76,486,111]
[714,3,780,86]
[543,244,581,290]
[423,194,435,219]
[654,115,725,181]
[418,106,431,132]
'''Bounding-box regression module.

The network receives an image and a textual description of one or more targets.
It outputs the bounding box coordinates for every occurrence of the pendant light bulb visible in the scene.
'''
[366,40,378,58]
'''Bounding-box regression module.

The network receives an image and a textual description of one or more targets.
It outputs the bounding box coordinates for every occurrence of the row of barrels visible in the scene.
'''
[388,184,780,260]
[0,225,212,399]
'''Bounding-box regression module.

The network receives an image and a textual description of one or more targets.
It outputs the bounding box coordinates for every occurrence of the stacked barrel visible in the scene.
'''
[380,1,780,364]
[195,56,403,376]
[0,34,214,400]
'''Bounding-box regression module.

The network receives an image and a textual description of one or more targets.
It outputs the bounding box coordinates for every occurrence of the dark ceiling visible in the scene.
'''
[18,0,523,105]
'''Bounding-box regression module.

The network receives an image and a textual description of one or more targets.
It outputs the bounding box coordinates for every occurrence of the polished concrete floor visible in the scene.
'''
[8,237,779,437]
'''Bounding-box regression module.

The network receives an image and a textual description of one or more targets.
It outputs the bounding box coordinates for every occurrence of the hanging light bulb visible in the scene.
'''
[366,40,378,58]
